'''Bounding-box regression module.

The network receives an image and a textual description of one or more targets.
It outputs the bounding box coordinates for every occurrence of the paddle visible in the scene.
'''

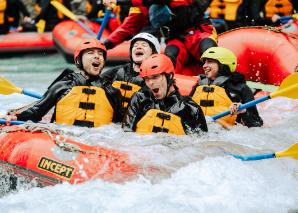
[0,119,25,125]
[97,8,112,40]
[0,77,42,99]
[209,73,298,121]
[50,1,97,37]
[228,142,298,161]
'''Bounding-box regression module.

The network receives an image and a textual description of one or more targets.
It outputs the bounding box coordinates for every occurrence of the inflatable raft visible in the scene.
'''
[0,126,140,186]
[53,20,130,64]
[0,32,55,55]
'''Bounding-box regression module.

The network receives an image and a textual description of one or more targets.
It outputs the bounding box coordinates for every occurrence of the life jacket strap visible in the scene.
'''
[73,120,94,128]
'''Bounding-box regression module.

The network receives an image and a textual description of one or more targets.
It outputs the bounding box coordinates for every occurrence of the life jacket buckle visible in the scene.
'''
[120,84,133,91]
[82,88,96,95]
[157,112,171,120]
[203,86,214,93]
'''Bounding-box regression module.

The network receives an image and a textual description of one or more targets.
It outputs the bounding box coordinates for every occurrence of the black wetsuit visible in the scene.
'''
[123,87,208,134]
[190,72,263,127]
[16,69,123,125]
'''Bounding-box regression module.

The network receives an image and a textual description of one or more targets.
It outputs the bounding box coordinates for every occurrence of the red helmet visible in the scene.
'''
[74,38,107,69]
[140,54,174,78]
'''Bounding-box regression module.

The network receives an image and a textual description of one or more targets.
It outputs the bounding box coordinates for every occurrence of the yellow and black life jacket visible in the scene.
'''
[209,0,243,21]
[0,0,7,25]
[55,86,113,128]
[136,109,185,135]
[192,85,236,126]
[112,81,141,108]
[265,0,293,18]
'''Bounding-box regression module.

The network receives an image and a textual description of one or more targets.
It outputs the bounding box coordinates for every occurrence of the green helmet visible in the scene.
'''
[201,47,237,72]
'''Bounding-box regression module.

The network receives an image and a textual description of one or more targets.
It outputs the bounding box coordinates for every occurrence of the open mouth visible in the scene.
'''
[152,88,159,93]
[92,62,100,68]
[135,50,144,56]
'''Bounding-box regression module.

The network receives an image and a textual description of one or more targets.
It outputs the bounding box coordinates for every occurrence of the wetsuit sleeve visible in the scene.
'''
[16,81,70,122]
[100,66,121,82]
[122,92,143,131]
[181,98,208,134]
[104,6,149,49]
[104,85,124,123]
[237,85,263,127]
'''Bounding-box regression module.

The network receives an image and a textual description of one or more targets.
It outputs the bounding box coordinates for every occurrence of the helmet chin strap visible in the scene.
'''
[165,73,174,97]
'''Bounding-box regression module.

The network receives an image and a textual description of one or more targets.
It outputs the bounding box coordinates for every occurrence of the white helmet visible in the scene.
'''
[130,32,161,54]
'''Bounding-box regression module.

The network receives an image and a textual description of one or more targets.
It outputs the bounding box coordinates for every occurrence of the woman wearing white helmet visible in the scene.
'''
[101,32,161,111]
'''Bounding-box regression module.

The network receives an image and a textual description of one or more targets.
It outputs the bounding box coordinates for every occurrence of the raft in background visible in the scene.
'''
[0,127,140,187]
[53,20,130,64]
[0,32,55,55]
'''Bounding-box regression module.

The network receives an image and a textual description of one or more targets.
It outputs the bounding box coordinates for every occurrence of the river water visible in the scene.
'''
[0,53,298,213]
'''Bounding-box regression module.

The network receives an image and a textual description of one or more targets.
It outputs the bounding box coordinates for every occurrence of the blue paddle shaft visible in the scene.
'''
[77,20,97,37]
[22,88,42,99]
[97,9,111,40]
[211,95,270,121]
[0,119,25,125]
[230,153,276,161]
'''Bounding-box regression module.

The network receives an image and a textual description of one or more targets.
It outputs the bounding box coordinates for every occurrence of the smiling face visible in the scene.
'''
[202,58,220,81]
[144,74,168,100]
[81,48,105,78]
[131,40,153,65]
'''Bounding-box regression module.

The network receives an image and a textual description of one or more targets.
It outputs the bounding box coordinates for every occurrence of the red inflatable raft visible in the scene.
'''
[0,127,140,186]
[219,24,298,85]
[53,20,130,64]
[0,32,55,54]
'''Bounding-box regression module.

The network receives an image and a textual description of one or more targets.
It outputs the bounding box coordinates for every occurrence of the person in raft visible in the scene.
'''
[190,47,263,128]
[102,0,217,75]
[122,53,208,135]
[101,32,161,110]
[4,38,123,128]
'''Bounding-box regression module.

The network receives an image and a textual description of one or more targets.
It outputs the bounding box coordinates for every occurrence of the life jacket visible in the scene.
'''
[265,0,293,18]
[112,81,141,108]
[136,109,185,135]
[0,0,6,25]
[55,86,113,128]
[209,0,243,21]
[192,83,236,126]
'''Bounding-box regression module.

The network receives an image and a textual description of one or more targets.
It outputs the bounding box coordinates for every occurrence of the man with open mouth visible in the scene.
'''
[123,54,208,135]
[4,38,123,128]
[101,32,160,113]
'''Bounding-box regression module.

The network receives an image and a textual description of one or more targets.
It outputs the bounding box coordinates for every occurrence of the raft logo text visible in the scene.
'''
[37,157,74,179]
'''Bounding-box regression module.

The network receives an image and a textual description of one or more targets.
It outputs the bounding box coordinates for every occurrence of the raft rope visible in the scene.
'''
[218,25,298,39]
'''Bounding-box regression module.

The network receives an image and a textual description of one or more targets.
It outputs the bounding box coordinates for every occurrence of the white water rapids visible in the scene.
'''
[0,54,297,212]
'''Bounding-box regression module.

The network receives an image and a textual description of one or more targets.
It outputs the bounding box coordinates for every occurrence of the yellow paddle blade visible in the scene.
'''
[36,19,46,33]
[50,1,78,21]
[270,73,298,99]
[275,143,298,160]
[0,77,22,95]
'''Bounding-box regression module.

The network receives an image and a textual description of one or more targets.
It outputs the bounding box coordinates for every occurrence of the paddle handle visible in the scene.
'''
[97,9,112,40]
[22,88,42,99]
[77,20,97,37]
[0,119,25,125]
[229,153,276,161]
[211,95,270,121]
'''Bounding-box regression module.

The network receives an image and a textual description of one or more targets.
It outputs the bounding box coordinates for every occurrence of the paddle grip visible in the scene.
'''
[22,89,43,99]
[0,119,25,125]
[230,153,275,161]
[211,95,270,121]
[97,9,112,40]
